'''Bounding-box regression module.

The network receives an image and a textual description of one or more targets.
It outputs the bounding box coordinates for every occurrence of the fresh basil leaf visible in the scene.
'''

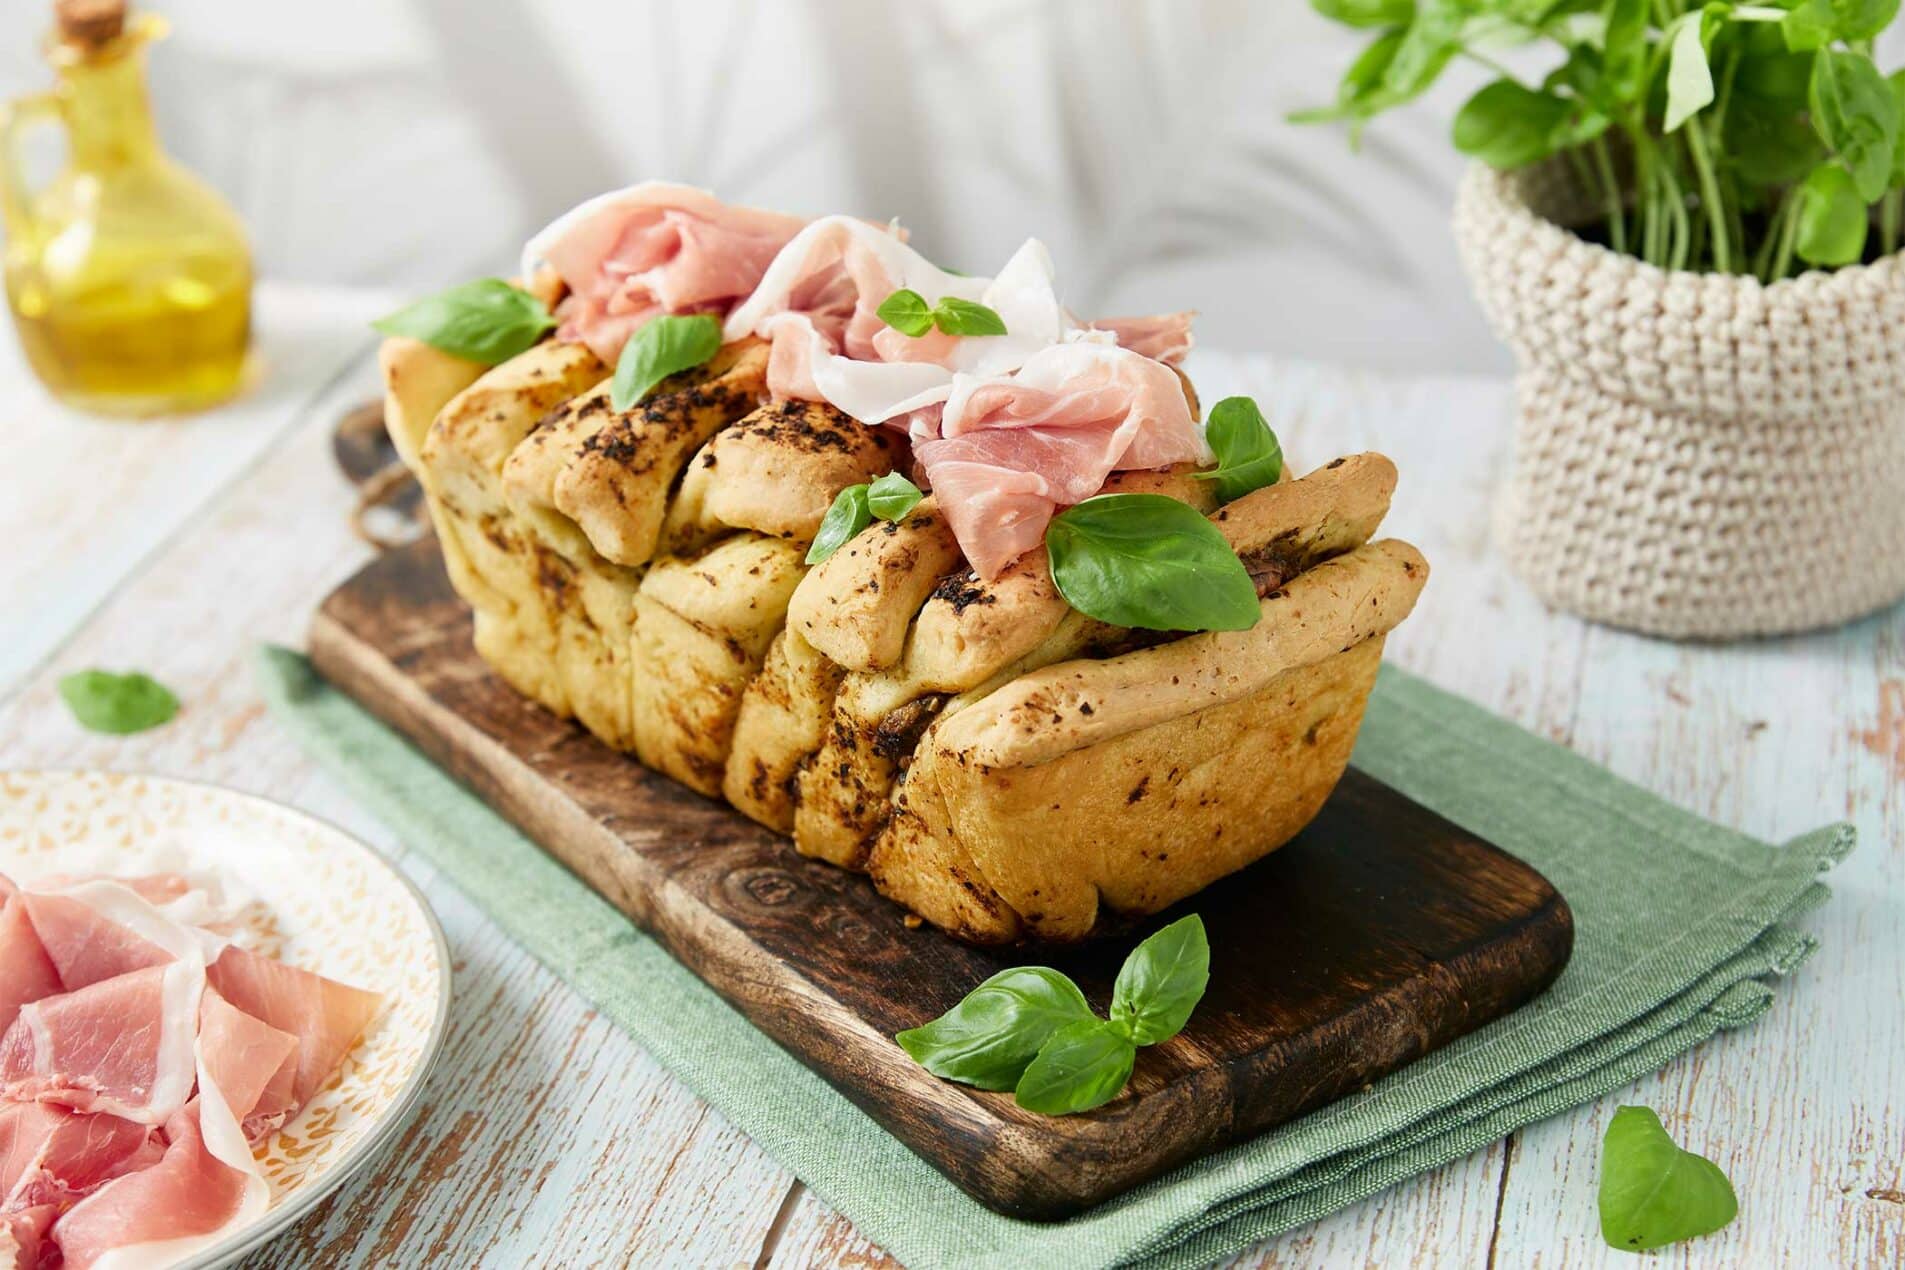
[896,966,1094,1091]
[58,669,179,735]
[1381,0,1464,103]
[1663,14,1715,132]
[1109,914,1210,1046]
[1046,495,1260,632]
[1784,0,1899,48]
[1602,0,1650,104]
[1453,80,1573,168]
[1795,162,1869,265]
[1890,69,1905,184]
[1310,0,1414,28]
[806,484,872,565]
[876,288,934,338]
[1810,49,1898,203]
[371,278,555,365]
[1599,1106,1739,1252]
[1726,91,1828,186]
[1013,1019,1137,1115]
[867,471,924,522]
[1194,397,1285,503]
[610,313,723,411]
[932,296,1008,337]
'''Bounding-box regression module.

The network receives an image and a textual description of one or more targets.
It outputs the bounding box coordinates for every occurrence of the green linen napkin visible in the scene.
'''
[255,645,1848,1269]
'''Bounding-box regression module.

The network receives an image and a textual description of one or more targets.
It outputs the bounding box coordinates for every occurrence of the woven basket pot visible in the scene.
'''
[1454,161,1905,639]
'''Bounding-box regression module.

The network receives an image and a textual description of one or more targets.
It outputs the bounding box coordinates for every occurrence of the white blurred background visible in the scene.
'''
[2,0,1551,374]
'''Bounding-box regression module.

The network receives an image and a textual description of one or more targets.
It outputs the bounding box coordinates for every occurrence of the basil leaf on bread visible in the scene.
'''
[1046,495,1259,632]
[372,278,556,364]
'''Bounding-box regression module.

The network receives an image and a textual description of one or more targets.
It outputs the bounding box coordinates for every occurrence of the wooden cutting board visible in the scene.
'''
[308,539,1574,1220]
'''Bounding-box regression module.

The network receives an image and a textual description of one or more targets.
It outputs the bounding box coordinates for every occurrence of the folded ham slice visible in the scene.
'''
[915,343,1212,579]
[205,947,381,1110]
[0,1203,56,1270]
[50,1098,264,1270]
[0,964,201,1127]
[521,182,807,365]
[0,890,60,1039]
[1088,312,1196,366]
[0,1102,158,1212]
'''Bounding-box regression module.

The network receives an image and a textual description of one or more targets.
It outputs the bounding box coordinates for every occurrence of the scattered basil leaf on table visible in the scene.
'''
[1013,1020,1137,1116]
[876,290,1008,338]
[1599,1106,1739,1252]
[1809,48,1899,203]
[895,967,1092,1091]
[896,915,1211,1116]
[807,484,872,565]
[58,670,179,735]
[1663,14,1715,133]
[611,313,723,410]
[1194,396,1284,503]
[866,471,924,522]
[1109,913,1212,1045]
[1046,495,1259,633]
[875,288,935,338]
[371,279,556,365]
[1795,163,1871,265]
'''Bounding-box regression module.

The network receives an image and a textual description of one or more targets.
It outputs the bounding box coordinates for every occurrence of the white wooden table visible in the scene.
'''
[0,285,1896,1268]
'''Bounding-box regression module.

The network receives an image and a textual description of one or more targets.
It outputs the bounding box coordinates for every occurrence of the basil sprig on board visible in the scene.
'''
[1599,1106,1739,1251]
[1195,396,1284,503]
[1045,495,1259,632]
[58,669,179,735]
[611,314,723,410]
[876,289,1008,338]
[897,915,1210,1116]
[372,279,556,365]
[807,473,925,565]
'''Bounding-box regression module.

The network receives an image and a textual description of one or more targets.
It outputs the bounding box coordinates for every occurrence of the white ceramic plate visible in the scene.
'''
[0,769,451,1268]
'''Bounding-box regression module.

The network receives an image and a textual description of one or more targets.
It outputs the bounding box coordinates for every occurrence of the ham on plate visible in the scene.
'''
[520,182,807,366]
[0,871,381,1269]
[914,342,1212,580]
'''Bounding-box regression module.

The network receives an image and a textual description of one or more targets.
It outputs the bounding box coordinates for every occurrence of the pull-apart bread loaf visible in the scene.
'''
[378,184,1427,943]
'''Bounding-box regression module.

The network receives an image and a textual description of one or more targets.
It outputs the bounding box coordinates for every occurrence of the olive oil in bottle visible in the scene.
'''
[1,0,253,416]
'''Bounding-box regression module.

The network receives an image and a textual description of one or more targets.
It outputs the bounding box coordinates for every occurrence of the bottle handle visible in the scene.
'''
[0,92,62,245]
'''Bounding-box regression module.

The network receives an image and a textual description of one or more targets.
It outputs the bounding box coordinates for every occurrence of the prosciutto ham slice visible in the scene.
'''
[204,948,379,1111]
[915,343,1211,579]
[0,872,379,1267]
[521,182,807,365]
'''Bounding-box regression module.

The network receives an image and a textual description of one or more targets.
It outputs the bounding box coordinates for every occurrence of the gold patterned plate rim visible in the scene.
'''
[0,769,452,1269]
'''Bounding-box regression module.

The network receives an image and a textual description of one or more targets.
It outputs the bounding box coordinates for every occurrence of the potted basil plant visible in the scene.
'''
[1301,0,1905,638]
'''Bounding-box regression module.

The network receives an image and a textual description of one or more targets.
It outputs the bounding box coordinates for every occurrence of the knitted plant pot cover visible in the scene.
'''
[1454,161,1905,640]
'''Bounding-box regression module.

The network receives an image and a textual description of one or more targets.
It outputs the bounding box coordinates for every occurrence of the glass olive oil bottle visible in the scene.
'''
[1,0,252,416]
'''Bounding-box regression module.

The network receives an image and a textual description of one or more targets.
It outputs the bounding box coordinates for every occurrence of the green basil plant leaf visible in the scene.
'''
[1195,396,1285,503]
[876,288,934,338]
[1382,0,1464,103]
[1784,0,1900,49]
[896,967,1093,1091]
[932,296,1008,336]
[1109,914,1211,1046]
[1602,0,1650,103]
[1810,48,1899,203]
[1013,1019,1138,1116]
[806,484,872,565]
[1890,69,1905,184]
[1663,13,1715,132]
[371,278,556,365]
[1795,162,1870,266]
[1453,80,1573,168]
[610,313,723,411]
[1599,1106,1739,1252]
[867,471,924,522]
[58,669,179,735]
[1309,0,1414,29]
[1046,494,1260,633]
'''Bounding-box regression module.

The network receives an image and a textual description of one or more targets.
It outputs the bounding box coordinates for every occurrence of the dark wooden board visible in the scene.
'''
[309,539,1574,1220]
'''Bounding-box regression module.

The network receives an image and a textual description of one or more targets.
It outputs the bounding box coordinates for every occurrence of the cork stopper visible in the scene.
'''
[55,0,126,49]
